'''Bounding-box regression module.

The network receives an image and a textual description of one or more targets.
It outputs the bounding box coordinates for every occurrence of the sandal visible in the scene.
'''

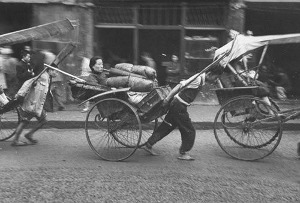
[177,153,195,161]
[24,134,38,144]
[11,141,28,147]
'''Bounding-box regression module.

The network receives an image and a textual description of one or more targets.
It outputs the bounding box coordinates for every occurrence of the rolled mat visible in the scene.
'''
[107,76,154,92]
[115,63,156,80]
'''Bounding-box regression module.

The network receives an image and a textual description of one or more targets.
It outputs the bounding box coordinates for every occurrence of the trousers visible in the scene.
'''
[147,98,195,154]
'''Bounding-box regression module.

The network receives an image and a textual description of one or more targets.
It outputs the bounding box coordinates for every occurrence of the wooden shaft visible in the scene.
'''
[44,64,86,82]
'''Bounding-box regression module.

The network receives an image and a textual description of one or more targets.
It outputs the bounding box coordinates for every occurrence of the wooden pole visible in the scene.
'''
[44,64,86,82]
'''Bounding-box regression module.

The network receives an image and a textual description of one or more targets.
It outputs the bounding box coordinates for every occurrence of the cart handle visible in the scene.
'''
[44,64,86,82]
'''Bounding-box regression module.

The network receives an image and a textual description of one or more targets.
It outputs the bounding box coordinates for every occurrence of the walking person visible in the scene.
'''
[0,47,8,93]
[141,52,156,70]
[16,49,34,89]
[11,51,51,146]
[143,69,222,160]
[165,54,181,88]
[49,69,65,111]
[79,54,91,113]
[0,46,18,98]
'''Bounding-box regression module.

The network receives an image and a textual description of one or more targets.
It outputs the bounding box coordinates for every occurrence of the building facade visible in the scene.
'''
[0,0,94,75]
[93,0,240,84]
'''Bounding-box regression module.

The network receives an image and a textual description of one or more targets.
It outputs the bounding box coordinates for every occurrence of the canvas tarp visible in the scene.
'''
[214,33,300,67]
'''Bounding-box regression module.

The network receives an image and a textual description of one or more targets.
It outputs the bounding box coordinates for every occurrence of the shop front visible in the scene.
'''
[94,1,230,83]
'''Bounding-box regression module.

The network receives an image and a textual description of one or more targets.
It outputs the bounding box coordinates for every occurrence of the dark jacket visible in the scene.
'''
[16,60,34,88]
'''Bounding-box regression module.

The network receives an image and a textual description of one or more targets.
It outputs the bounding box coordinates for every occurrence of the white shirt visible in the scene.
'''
[179,73,206,89]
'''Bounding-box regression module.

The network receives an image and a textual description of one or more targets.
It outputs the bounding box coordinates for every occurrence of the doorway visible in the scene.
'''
[139,29,181,85]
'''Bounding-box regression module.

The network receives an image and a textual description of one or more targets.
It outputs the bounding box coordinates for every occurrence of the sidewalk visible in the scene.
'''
[26,98,300,130]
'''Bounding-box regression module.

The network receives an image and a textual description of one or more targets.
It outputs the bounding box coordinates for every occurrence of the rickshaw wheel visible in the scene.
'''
[213,95,283,161]
[0,107,20,141]
[138,119,158,147]
[85,98,142,161]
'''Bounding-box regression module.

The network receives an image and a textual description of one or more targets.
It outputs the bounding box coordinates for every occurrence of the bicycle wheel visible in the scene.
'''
[214,95,283,161]
[85,98,142,161]
[0,107,20,141]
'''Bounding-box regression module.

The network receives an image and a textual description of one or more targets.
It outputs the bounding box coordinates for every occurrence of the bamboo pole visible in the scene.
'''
[44,64,86,82]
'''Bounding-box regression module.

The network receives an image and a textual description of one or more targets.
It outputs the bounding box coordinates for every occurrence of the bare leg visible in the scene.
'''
[24,118,47,144]
[261,96,274,115]
[11,121,28,146]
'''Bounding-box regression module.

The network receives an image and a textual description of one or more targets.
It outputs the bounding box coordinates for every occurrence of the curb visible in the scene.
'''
[26,120,300,131]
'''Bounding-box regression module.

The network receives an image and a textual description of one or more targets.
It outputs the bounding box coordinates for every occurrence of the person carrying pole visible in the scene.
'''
[143,67,223,160]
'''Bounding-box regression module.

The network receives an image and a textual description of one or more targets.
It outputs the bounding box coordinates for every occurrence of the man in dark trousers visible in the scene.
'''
[16,50,34,89]
[143,69,222,160]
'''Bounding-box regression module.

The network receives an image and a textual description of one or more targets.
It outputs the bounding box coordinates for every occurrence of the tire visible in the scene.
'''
[85,98,142,161]
[0,107,20,141]
[213,95,283,161]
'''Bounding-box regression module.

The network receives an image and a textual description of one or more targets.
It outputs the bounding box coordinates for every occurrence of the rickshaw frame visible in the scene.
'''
[212,32,300,161]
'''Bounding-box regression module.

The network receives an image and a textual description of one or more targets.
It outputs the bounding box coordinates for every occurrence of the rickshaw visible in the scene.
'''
[65,44,235,162]
[212,33,300,161]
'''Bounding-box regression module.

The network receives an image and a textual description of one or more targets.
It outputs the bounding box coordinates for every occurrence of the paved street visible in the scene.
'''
[1,100,300,202]
[0,128,299,202]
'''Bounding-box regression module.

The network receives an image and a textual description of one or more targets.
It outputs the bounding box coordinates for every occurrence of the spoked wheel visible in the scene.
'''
[214,95,283,161]
[0,107,20,141]
[85,98,142,161]
[139,119,158,147]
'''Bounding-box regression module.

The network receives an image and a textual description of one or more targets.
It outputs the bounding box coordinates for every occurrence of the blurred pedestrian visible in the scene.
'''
[64,52,78,103]
[41,50,56,112]
[273,70,291,100]
[43,49,65,111]
[16,49,34,89]
[0,46,18,98]
[165,54,181,88]
[49,69,65,111]
[79,53,91,113]
[0,47,8,93]
[141,52,156,70]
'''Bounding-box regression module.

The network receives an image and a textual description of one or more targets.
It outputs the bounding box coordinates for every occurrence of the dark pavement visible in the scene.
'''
[28,98,300,130]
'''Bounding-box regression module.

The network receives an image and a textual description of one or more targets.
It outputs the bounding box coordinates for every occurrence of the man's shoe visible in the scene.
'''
[177,153,195,161]
[143,145,159,156]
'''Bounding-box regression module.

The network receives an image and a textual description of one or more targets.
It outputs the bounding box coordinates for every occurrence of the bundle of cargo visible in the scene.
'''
[114,63,157,80]
[104,63,158,92]
[106,75,157,92]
